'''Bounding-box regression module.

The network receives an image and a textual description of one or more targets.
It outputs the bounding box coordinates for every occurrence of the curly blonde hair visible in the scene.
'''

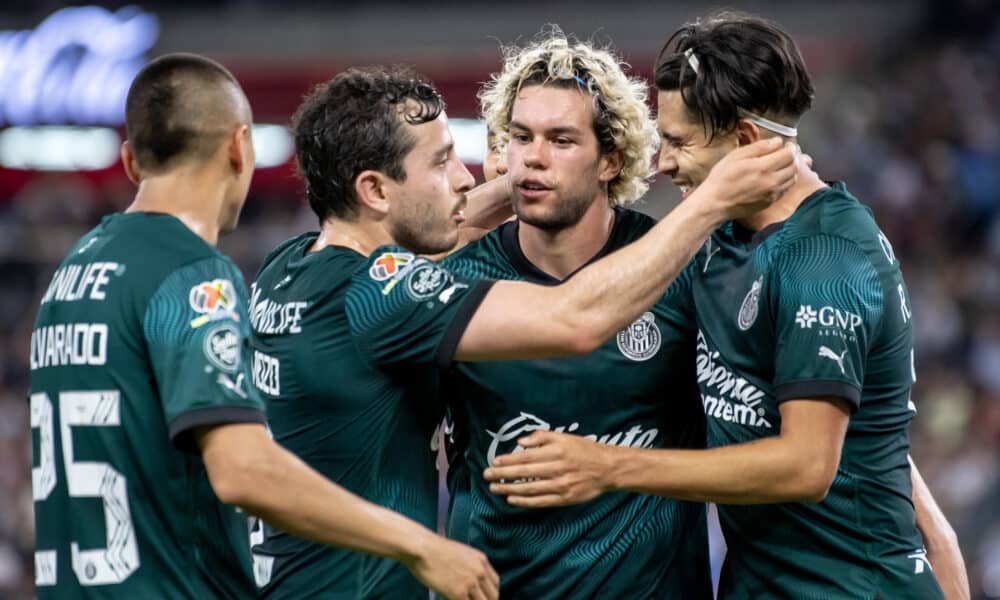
[479,27,659,206]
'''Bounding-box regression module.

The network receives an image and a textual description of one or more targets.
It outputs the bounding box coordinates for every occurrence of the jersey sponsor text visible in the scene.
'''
[249,284,307,335]
[40,262,121,304]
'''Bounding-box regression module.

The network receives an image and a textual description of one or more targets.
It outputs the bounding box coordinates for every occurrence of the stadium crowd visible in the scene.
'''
[0,12,997,599]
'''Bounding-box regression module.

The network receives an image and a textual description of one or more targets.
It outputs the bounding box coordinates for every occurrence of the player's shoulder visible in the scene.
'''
[783,182,880,247]
[444,222,519,280]
[72,212,239,300]
[256,232,364,290]
[610,206,657,244]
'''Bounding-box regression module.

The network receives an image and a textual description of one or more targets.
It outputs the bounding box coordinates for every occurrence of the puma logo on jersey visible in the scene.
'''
[818,345,847,375]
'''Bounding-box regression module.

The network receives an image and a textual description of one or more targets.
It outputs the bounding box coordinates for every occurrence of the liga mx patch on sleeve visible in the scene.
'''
[369,252,414,281]
[189,279,240,328]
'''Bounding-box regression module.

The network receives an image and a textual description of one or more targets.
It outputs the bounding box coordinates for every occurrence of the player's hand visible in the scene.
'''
[405,534,499,600]
[696,137,801,220]
[484,430,616,507]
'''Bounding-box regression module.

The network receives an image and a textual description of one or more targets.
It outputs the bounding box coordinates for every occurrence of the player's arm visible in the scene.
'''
[484,397,849,506]
[422,175,513,262]
[197,423,498,600]
[454,138,797,361]
[910,456,970,600]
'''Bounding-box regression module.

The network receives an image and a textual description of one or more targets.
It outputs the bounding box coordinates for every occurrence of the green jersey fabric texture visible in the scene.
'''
[440,208,712,599]
[248,234,491,599]
[688,183,943,599]
[29,212,266,599]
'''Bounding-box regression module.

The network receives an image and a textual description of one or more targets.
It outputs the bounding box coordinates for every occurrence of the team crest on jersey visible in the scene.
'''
[203,322,241,372]
[616,311,661,361]
[405,264,452,301]
[369,252,414,281]
[737,275,764,331]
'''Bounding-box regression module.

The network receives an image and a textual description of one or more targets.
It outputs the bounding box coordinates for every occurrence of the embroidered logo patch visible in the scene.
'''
[617,311,662,361]
[203,322,241,372]
[369,252,414,281]
[737,275,764,331]
[405,264,451,301]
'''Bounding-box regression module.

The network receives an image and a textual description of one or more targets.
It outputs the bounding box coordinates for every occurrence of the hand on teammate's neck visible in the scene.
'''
[737,153,826,233]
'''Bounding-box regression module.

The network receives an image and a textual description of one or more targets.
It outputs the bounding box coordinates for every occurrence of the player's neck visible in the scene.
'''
[517,196,615,281]
[312,216,389,256]
[736,160,826,232]
[125,168,229,246]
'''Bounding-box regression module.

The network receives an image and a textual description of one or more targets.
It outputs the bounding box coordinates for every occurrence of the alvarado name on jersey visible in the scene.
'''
[31,261,123,369]
[696,330,772,429]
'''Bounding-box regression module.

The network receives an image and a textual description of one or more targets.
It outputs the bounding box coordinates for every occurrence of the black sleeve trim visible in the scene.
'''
[775,380,860,412]
[435,279,496,369]
[169,406,267,454]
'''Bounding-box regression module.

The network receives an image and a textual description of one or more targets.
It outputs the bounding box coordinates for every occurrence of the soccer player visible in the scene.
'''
[437,32,712,597]
[28,53,499,600]
[483,13,969,599]
[248,65,797,597]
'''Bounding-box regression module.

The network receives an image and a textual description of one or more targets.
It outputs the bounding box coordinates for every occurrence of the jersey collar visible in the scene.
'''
[501,206,631,284]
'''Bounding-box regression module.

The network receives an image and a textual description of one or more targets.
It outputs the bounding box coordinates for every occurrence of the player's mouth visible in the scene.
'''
[673,180,696,200]
[516,178,555,200]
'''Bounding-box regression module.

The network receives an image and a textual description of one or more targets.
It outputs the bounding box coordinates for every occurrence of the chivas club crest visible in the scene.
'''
[617,311,661,362]
[738,275,764,331]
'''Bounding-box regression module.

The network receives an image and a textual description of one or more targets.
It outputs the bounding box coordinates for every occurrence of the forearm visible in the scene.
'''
[910,457,970,600]
[462,174,513,232]
[203,429,433,565]
[557,191,722,340]
[608,436,829,504]
[457,196,721,361]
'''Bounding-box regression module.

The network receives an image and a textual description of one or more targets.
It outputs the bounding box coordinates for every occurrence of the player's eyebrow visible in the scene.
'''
[660,131,685,145]
[432,141,454,162]
[509,120,584,137]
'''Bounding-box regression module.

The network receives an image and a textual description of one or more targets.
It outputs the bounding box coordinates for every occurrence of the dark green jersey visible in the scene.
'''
[29,212,266,599]
[248,235,492,599]
[440,209,712,599]
[689,183,943,599]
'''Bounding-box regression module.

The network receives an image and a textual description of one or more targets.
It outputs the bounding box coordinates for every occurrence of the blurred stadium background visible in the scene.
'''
[0,1,997,598]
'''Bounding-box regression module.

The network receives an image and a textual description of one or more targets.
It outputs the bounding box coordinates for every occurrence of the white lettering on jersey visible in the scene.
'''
[249,284,307,336]
[696,330,772,429]
[40,262,121,304]
[30,323,108,369]
[251,350,280,396]
[485,412,658,468]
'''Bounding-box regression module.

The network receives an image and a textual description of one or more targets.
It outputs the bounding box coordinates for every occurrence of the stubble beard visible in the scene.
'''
[514,188,598,232]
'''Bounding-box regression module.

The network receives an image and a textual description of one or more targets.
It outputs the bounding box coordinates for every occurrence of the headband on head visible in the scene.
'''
[681,48,799,137]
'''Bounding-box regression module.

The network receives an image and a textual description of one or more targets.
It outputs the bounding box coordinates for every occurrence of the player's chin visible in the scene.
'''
[417,228,459,255]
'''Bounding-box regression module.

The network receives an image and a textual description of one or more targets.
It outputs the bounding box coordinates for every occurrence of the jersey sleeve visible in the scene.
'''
[660,257,698,334]
[143,256,266,452]
[771,235,883,410]
[345,246,495,369]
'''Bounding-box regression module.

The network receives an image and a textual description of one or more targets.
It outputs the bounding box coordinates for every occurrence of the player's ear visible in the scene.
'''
[598,148,624,183]
[735,119,762,147]
[120,141,142,185]
[228,124,252,175]
[354,170,391,216]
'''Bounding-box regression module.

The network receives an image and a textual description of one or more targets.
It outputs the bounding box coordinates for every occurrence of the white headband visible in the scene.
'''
[683,48,799,137]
